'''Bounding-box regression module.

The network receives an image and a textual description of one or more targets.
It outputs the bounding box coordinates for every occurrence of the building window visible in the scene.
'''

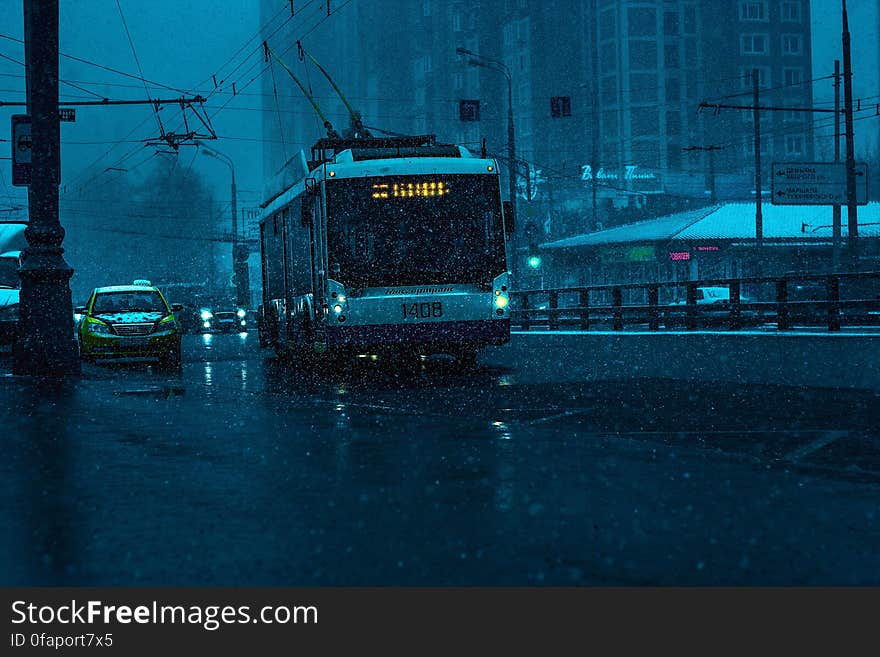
[422,0,431,17]
[741,34,768,55]
[739,1,768,21]
[785,135,804,155]
[454,72,463,90]
[599,10,616,41]
[503,23,514,47]
[452,13,461,32]
[783,67,803,86]
[781,1,801,22]
[783,110,803,123]
[666,77,681,103]
[683,6,696,33]
[782,34,802,55]
[664,44,679,68]
[684,39,698,67]
[664,11,679,36]
[740,67,771,88]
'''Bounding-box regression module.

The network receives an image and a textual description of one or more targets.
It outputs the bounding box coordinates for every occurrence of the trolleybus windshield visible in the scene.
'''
[326,174,506,288]
[0,256,19,288]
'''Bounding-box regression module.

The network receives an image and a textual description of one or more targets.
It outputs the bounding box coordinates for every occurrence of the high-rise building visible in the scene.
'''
[260,1,815,236]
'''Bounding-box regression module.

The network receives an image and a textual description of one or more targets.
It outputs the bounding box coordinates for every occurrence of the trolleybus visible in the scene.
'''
[257,135,513,365]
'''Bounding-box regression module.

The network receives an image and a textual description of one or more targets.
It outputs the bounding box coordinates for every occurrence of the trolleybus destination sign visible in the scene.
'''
[771,161,868,205]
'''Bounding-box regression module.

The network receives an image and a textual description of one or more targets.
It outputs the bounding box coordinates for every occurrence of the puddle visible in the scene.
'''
[114,386,186,399]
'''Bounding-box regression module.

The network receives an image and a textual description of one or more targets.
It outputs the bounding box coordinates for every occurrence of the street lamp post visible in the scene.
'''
[13,0,80,376]
[197,142,249,308]
[456,47,518,230]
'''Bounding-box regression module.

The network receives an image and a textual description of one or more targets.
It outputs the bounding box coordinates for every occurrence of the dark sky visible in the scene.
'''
[0,0,262,216]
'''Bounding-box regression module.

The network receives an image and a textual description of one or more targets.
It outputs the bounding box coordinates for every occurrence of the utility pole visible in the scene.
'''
[13,0,80,376]
[753,69,763,248]
[197,140,248,308]
[589,0,599,230]
[842,0,858,264]
[456,47,519,269]
[833,59,841,270]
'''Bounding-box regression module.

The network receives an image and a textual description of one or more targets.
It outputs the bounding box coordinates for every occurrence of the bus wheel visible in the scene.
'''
[455,347,479,369]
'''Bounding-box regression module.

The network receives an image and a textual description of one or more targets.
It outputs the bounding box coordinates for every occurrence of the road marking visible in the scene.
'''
[782,430,848,462]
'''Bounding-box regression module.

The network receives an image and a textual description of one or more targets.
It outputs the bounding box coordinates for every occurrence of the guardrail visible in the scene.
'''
[511,271,880,332]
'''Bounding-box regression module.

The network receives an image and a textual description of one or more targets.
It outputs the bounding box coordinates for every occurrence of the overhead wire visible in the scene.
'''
[0,32,189,94]
[114,0,163,135]
[0,50,107,99]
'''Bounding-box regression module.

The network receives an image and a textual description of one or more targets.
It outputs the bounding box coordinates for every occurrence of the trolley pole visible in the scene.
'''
[13,0,80,376]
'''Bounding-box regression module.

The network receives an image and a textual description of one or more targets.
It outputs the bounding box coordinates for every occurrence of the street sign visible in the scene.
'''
[771,161,868,205]
[59,108,76,122]
[11,114,32,186]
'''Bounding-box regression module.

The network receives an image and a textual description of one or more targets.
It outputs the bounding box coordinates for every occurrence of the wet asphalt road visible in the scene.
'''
[2,332,880,585]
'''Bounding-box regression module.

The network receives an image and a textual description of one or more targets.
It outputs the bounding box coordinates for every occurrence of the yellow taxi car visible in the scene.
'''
[77,280,182,368]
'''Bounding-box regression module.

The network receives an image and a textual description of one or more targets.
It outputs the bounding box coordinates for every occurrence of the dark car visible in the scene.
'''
[200,303,249,333]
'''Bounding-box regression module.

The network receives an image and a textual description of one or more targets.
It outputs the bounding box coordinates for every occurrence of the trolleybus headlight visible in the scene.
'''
[200,310,213,321]
[203,321,211,329]
[236,309,246,318]
[336,294,346,303]
[333,304,343,314]
[494,295,509,309]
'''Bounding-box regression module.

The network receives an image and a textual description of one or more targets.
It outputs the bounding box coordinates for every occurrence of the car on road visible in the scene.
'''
[77,280,183,368]
[0,222,26,348]
[0,250,22,347]
[199,303,249,333]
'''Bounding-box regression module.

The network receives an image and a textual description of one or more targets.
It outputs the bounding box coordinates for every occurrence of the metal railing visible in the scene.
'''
[511,271,880,332]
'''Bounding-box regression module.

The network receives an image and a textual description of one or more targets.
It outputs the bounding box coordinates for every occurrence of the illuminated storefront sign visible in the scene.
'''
[580,165,658,182]
[669,251,691,261]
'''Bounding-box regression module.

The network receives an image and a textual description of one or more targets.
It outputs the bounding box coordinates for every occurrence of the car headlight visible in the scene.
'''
[158,314,178,330]
[236,309,246,318]
[200,310,213,321]
[86,319,112,334]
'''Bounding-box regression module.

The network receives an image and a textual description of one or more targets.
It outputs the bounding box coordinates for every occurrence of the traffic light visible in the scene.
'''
[527,254,542,269]
[458,99,480,122]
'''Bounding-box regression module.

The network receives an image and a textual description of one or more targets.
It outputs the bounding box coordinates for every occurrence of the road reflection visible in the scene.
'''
[1,380,78,584]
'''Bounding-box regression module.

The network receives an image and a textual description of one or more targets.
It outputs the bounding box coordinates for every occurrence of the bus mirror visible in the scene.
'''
[502,200,515,237]
[304,177,317,192]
